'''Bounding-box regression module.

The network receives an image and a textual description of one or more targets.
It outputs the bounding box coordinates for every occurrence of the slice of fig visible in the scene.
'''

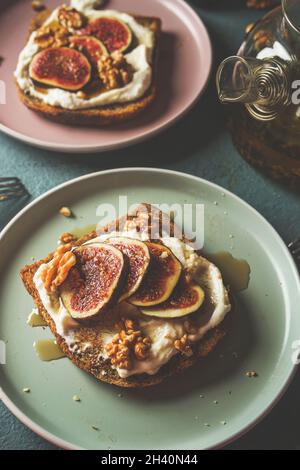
[129,242,182,307]
[140,282,205,319]
[60,243,125,320]
[78,17,132,53]
[69,35,108,67]
[106,237,150,302]
[29,47,91,91]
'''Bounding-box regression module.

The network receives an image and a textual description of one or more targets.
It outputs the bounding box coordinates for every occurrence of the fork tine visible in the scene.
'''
[0,181,25,189]
[0,177,26,186]
[0,177,21,183]
[0,184,27,193]
[0,177,23,184]
[0,177,29,202]
[0,193,26,201]
[0,188,26,195]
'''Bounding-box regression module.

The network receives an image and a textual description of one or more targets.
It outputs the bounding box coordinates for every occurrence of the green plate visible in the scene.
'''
[0,168,299,450]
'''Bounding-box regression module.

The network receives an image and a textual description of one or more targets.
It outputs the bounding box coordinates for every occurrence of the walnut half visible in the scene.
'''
[41,244,76,292]
[34,23,70,49]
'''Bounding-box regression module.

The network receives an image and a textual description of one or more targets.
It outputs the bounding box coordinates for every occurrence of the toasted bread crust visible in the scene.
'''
[16,11,161,126]
[20,204,229,388]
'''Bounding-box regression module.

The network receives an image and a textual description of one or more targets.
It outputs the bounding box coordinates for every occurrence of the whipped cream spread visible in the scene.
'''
[15,0,155,110]
[34,231,231,379]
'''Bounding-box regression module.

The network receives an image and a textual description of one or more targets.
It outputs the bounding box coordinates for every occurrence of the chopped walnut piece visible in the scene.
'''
[53,251,77,288]
[59,232,77,244]
[41,244,76,292]
[57,6,86,30]
[98,52,133,90]
[31,1,46,12]
[34,23,70,49]
[105,318,152,370]
[106,341,132,370]
[134,341,149,361]
[41,256,60,291]
[59,206,73,218]
[174,334,193,357]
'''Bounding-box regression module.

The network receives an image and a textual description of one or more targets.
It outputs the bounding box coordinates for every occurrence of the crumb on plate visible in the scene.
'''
[246,370,258,378]
[59,206,73,218]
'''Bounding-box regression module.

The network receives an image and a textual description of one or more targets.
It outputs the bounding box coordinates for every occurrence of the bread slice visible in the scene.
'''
[20,204,229,388]
[16,10,161,126]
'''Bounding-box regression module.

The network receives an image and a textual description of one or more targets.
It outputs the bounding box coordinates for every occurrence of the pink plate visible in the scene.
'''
[0,0,212,153]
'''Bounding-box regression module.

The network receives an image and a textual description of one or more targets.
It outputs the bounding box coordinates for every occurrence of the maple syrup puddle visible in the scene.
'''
[71,224,96,240]
[33,339,66,361]
[207,251,251,292]
[27,310,47,327]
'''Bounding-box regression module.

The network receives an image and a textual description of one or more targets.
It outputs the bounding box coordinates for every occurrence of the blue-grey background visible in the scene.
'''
[1,1,299,450]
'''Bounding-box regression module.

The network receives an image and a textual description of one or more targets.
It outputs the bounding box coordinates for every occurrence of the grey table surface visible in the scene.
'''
[1,1,300,450]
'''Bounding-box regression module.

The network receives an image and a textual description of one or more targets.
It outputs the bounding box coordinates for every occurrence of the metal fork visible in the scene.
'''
[288,237,300,264]
[0,177,29,201]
